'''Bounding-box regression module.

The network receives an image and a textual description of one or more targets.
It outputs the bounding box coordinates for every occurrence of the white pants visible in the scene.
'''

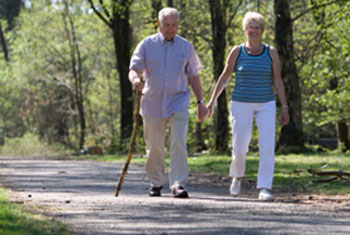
[143,109,189,189]
[230,100,276,189]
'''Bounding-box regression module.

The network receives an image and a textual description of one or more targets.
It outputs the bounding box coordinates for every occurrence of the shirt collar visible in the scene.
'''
[158,32,176,45]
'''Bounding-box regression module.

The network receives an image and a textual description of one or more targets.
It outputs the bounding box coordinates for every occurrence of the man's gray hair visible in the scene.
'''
[158,7,180,24]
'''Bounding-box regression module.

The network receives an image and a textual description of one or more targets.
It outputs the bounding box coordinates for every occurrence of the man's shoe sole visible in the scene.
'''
[149,186,162,197]
[174,191,189,198]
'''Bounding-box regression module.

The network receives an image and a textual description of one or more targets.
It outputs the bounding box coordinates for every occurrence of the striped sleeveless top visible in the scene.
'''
[231,44,275,103]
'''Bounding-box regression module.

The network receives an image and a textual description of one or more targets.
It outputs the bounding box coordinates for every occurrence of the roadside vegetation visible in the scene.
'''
[87,151,350,195]
[0,133,73,157]
[0,188,71,235]
[1,1,349,233]
[1,134,349,195]
[0,135,349,233]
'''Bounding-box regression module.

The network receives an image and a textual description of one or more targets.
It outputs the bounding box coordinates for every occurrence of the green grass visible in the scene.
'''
[274,153,350,194]
[88,151,350,195]
[27,150,350,194]
[0,188,71,235]
[188,152,350,194]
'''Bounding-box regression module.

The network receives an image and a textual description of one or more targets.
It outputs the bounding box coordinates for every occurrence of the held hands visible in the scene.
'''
[207,101,215,118]
[197,103,209,122]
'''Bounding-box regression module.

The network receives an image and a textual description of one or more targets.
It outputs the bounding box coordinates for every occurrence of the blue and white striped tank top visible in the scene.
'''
[231,44,275,103]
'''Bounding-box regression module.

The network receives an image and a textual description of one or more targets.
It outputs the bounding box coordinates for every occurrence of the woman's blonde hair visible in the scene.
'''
[242,11,265,31]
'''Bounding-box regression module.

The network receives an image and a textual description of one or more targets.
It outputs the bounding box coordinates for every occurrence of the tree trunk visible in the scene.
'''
[111,2,133,148]
[209,0,229,153]
[195,122,206,152]
[329,77,350,152]
[63,1,86,150]
[167,0,173,7]
[107,72,117,152]
[88,0,134,150]
[151,0,162,30]
[336,121,350,152]
[0,0,21,27]
[0,23,9,62]
[274,0,304,149]
[0,0,23,62]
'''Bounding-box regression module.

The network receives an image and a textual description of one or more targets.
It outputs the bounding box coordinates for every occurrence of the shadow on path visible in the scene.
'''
[1,157,350,235]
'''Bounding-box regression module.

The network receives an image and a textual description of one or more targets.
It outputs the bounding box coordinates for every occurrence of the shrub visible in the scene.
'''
[0,133,69,157]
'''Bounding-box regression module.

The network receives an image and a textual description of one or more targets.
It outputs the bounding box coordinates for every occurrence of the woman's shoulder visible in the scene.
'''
[267,45,278,57]
[265,44,277,52]
[226,45,242,64]
[265,44,280,62]
[230,45,242,56]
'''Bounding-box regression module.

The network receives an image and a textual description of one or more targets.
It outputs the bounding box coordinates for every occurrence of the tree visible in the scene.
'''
[151,0,162,30]
[0,23,8,62]
[208,0,228,152]
[312,0,350,151]
[0,0,22,29]
[2,0,349,155]
[208,0,242,152]
[3,0,115,150]
[301,0,350,151]
[167,0,173,7]
[0,0,22,62]
[274,0,304,149]
[62,0,86,150]
[274,0,345,150]
[88,0,134,149]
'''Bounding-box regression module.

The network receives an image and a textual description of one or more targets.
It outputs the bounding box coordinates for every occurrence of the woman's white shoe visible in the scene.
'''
[258,188,274,201]
[229,178,241,196]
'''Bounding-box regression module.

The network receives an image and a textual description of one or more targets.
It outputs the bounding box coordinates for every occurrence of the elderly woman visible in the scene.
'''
[207,12,289,201]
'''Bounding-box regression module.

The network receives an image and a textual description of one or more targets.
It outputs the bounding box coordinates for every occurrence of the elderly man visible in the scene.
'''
[129,7,208,198]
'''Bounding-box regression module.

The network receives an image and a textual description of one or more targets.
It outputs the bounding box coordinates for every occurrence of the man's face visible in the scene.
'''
[158,14,179,41]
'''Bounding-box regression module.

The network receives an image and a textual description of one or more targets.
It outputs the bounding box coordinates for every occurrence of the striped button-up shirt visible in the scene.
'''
[129,33,202,118]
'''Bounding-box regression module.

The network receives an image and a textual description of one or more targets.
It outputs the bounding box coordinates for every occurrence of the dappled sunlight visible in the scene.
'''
[1,157,350,234]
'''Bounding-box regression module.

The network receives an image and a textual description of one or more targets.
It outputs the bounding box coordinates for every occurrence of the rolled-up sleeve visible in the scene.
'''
[185,44,202,78]
[130,41,146,71]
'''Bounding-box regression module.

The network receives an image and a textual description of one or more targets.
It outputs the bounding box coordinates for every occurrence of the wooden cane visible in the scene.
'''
[115,76,143,197]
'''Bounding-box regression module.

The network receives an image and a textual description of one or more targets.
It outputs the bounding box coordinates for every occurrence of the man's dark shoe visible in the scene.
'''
[149,186,163,197]
[172,186,189,198]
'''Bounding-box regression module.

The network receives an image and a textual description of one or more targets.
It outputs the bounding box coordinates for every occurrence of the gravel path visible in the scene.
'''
[1,157,350,235]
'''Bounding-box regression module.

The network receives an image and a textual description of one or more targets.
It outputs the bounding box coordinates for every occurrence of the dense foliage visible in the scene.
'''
[0,0,349,154]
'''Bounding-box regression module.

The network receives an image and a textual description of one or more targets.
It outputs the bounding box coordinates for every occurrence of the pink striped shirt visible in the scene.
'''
[129,33,202,118]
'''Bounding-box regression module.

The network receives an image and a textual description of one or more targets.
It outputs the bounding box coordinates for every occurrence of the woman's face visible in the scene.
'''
[245,20,263,41]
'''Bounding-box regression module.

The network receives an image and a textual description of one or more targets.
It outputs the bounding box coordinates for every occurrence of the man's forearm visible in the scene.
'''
[189,75,204,102]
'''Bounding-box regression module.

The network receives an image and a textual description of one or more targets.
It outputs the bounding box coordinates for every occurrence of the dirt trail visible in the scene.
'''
[1,157,350,235]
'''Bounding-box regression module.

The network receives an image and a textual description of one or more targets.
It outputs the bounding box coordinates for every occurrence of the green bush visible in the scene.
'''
[0,133,70,157]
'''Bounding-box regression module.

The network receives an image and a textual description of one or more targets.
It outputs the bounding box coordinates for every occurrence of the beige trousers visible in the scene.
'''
[143,109,189,189]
